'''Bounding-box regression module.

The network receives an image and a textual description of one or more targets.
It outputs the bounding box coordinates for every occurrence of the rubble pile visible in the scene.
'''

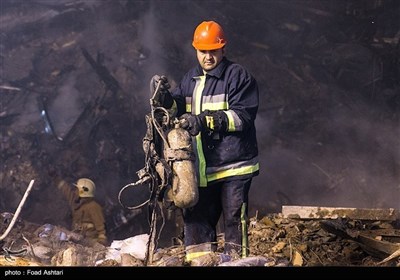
[0,212,107,266]
[0,0,399,266]
[247,214,399,266]
[1,211,399,267]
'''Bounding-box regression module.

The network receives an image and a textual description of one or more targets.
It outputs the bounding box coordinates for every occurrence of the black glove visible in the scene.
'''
[179,111,228,136]
[179,113,206,136]
[150,75,173,108]
[205,110,228,133]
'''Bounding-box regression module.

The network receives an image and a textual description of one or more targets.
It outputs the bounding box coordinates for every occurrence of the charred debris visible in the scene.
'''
[0,0,399,267]
[0,206,399,266]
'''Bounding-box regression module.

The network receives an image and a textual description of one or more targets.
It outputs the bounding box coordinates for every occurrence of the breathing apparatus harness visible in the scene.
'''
[118,80,198,265]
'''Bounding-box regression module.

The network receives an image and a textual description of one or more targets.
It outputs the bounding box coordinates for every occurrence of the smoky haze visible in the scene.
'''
[133,0,400,214]
[0,0,399,241]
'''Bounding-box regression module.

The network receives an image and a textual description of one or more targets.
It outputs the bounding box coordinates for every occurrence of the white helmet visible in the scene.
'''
[74,178,96,198]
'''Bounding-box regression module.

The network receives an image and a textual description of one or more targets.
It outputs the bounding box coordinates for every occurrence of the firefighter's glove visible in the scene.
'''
[179,113,206,136]
[180,111,228,136]
[150,75,173,108]
[204,110,228,133]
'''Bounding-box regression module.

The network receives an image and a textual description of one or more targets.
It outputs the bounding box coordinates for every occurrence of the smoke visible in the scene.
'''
[10,93,41,132]
[137,2,168,94]
[250,93,400,216]
[48,74,84,139]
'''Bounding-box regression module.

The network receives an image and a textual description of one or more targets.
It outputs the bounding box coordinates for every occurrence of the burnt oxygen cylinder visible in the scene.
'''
[164,120,199,208]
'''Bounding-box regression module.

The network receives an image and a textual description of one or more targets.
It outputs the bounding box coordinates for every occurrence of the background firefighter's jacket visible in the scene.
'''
[57,180,107,245]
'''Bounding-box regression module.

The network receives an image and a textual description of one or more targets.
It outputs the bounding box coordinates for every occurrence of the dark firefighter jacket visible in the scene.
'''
[57,180,107,245]
[170,57,259,187]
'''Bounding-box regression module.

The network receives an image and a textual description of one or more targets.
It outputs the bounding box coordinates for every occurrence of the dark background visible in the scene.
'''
[0,0,399,244]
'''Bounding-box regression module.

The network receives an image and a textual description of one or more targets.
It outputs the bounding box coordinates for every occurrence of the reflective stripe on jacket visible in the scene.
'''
[171,57,259,186]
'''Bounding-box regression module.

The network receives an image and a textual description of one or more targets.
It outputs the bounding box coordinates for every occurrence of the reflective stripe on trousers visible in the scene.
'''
[183,178,252,258]
[185,243,214,262]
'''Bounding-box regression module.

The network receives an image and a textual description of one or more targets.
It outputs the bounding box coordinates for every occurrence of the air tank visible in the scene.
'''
[165,122,199,208]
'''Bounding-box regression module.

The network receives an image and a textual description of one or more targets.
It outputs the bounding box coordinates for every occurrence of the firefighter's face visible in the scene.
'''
[196,48,224,71]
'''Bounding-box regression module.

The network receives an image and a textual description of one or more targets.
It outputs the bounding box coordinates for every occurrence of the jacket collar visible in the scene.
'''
[195,57,230,79]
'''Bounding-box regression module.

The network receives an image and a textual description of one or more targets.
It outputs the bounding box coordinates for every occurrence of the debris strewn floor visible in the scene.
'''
[1,211,399,267]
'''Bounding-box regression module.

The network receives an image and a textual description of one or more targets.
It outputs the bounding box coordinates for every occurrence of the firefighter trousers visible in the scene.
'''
[183,178,252,258]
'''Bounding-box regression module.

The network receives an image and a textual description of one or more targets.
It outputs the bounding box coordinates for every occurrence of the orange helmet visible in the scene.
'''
[192,21,226,50]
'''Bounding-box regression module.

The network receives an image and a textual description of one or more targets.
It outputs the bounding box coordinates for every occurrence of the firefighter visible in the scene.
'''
[151,20,259,261]
[56,177,108,246]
